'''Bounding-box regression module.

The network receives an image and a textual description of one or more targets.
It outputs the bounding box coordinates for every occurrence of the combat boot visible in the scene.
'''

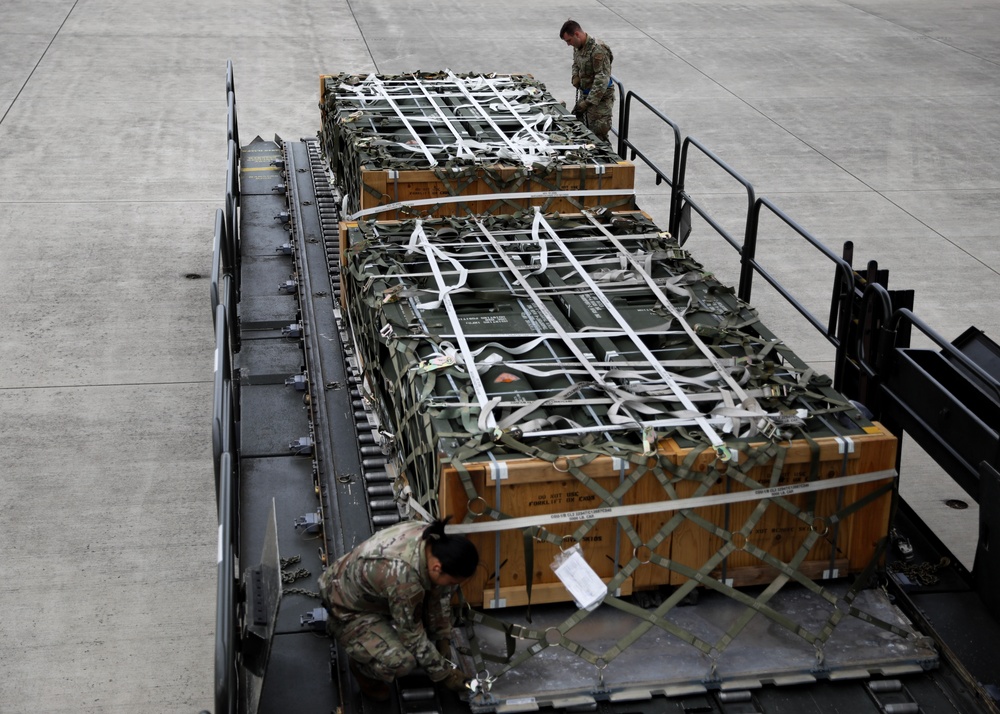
[349,659,390,702]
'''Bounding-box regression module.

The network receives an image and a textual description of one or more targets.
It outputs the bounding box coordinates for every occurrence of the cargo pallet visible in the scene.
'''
[338,210,897,609]
[320,71,635,220]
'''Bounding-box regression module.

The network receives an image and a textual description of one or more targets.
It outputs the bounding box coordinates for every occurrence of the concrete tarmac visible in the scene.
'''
[1,1,997,712]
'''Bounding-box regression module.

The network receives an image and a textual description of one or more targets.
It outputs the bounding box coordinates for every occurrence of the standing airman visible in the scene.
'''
[560,19,615,142]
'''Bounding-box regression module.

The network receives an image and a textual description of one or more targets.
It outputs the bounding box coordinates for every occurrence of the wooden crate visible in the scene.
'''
[649,424,897,589]
[337,211,899,608]
[354,162,636,220]
[319,72,636,220]
[437,455,639,609]
[438,425,897,608]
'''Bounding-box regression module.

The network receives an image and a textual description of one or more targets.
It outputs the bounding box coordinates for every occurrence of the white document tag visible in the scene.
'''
[551,543,607,611]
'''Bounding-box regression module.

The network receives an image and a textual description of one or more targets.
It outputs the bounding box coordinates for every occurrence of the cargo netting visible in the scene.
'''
[340,210,928,708]
[342,210,866,487]
[321,72,633,220]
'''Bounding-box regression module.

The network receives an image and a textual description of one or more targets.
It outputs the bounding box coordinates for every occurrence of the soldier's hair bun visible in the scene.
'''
[423,516,479,578]
[422,516,452,541]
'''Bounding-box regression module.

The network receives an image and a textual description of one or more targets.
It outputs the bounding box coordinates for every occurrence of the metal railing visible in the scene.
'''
[611,86,859,391]
[211,209,238,334]
[879,308,1000,503]
[855,280,894,381]
[746,197,855,390]
[885,309,1000,406]
[212,278,240,714]
[615,88,683,234]
[227,59,240,162]
[676,135,755,251]
[212,59,242,714]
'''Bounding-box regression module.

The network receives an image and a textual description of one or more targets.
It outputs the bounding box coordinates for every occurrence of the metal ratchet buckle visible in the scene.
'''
[641,426,658,456]
[713,444,733,463]
[381,284,403,304]
[756,417,780,441]
[417,355,455,372]
[468,673,495,695]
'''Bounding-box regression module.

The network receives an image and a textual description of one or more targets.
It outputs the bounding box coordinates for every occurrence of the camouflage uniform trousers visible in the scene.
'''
[578,95,614,143]
[326,595,448,682]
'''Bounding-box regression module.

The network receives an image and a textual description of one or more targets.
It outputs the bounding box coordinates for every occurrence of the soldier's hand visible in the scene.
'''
[572,76,581,89]
[436,638,452,659]
[573,99,588,115]
[437,667,469,692]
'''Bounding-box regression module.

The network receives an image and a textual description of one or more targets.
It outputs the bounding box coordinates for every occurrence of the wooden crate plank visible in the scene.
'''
[709,559,851,588]
[438,426,896,606]
[440,461,634,607]
[354,164,636,220]
[482,578,634,610]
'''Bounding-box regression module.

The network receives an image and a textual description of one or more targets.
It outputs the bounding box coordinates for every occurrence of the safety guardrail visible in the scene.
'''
[212,300,240,714]
[676,135,755,256]
[227,60,240,162]
[616,89,683,234]
[224,139,241,305]
[878,309,1000,504]
[211,209,237,332]
[885,309,1000,406]
[613,93,861,391]
[855,281,894,381]
[746,197,855,390]
[611,75,626,149]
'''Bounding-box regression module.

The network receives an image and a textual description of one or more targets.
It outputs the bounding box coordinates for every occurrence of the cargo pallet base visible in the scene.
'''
[333,200,922,710]
[457,584,936,714]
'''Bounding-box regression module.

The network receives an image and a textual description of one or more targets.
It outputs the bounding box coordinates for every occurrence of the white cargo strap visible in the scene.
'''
[378,251,667,282]
[362,74,438,167]
[534,210,728,451]
[468,351,740,378]
[472,219,619,389]
[427,390,779,411]
[335,73,593,167]
[397,483,434,523]
[443,71,593,166]
[410,73,476,161]
[517,415,733,439]
[439,330,691,355]
[835,436,856,454]
[406,222,469,309]
[347,187,635,220]
[580,210,761,405]
[445,469,896,535]
[408,222,495,428]
[445,70,534,165]
[481,75,551,156]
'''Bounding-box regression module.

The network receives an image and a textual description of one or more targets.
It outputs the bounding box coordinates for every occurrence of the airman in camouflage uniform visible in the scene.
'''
[560,20,615,143]
[318,519,475,700]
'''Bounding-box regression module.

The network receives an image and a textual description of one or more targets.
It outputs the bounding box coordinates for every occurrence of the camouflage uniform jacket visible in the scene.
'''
[318,520,454,678]
[572,35,614,106]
